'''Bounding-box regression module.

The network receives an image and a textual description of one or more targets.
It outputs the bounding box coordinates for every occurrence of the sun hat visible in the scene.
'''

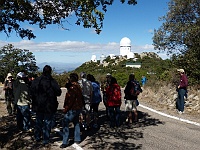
[6,73,13,80]
[7,73,12,77]
[177,69,185,73]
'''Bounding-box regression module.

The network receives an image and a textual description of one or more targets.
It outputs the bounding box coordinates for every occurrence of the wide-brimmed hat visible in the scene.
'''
[177,69,185,73]
[6,73,13,80]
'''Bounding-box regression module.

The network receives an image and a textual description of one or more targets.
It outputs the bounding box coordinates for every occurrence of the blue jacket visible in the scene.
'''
[91,82,102,104]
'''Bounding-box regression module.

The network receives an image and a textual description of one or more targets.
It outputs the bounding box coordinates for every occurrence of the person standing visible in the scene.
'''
[3,73,15,115]
[101,73,112,120]
[124,73,142,125]
[60,73,83,148]
[30,65,61,146]
[176,69,188,114]
[141,75,147,87]
[106,77,121,128]
[87,74,102,129]
[14,72,31,131]
[78,72,93,130]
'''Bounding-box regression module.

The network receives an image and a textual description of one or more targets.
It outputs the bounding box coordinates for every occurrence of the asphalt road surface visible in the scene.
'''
[52,88,200,150]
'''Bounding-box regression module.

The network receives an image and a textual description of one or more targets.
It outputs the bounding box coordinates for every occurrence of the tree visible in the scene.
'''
[153,0,200,83]
[0,44,38,82]
[0,0,137,40]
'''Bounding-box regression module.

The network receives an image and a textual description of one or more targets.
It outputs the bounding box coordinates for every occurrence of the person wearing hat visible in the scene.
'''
[13,72,31,131]
[3,73,15,115]
[176,69,188,114]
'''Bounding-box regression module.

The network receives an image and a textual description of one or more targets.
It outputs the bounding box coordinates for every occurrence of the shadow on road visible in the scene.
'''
[0,108,164,150]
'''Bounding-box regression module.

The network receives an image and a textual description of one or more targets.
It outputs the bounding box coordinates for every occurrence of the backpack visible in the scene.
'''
[130,80,141,96]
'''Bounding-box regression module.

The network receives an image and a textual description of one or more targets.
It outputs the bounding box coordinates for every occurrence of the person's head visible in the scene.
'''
[16,72,27,82]
[43,65,52,76]
[106,73,112,83]
[177,69,185,75]
[80,72,86,78]
[70,73,79,82]
[129,73,135,81]
[110,77,117,85]
[87,74,95,82]
[6,73,13,80]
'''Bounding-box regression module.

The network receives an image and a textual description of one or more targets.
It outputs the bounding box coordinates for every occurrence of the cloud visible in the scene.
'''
[0,40,167,59]
[0,40,154,52]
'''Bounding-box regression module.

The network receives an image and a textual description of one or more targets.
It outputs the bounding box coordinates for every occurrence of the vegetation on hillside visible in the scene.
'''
[54,53,180,88]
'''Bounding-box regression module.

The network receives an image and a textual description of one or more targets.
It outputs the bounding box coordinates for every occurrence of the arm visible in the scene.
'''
[63,86,76,113]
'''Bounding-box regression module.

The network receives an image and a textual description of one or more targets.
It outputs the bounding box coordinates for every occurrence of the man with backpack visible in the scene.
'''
[124,73,142,125]
[30,65,62,147]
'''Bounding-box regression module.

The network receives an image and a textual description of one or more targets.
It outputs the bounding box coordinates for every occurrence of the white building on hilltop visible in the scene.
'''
[91,55,97,62]
[120,37,132,56]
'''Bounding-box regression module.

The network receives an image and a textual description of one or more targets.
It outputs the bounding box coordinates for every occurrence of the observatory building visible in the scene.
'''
[120,37,134,59]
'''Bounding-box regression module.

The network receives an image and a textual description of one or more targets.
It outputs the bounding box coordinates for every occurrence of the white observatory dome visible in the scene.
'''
[91,55,97,62]
[120,37,131,47]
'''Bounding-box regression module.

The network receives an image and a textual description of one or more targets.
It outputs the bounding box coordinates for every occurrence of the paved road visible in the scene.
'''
[51,88,200,150]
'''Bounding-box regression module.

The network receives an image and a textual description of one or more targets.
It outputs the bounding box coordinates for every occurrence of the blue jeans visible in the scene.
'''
[108,106,121,128]
[34,113,54,144]
[17,105,31,131]
[177,89,186,112]
[62,110,81,145]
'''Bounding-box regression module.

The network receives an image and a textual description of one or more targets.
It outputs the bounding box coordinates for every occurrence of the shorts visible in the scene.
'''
[125,100,137,111]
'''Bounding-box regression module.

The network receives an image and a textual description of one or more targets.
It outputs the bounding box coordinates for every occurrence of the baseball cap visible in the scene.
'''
[17,72,26,78]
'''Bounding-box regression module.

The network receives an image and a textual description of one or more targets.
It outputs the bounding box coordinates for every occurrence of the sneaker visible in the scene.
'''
[60,144,68,148]
[178,111,183,114]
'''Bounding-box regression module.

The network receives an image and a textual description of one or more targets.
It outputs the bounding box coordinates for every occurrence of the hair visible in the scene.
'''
[43,65,52,76]
[110,77,117,84]
[70,73,79,82]
[87,74,95,82]
[129,73,135,81]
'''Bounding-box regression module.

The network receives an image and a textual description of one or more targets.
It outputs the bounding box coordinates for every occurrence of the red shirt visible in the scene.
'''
[179,74,188,88]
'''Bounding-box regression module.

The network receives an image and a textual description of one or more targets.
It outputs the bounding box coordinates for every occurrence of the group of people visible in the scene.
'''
[3,65,62,147]
[2,65,188,148]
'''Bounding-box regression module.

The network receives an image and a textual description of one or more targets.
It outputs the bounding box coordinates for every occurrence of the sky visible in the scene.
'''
[0,0,170,69]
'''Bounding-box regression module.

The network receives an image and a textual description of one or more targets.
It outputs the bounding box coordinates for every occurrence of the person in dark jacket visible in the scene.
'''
[60,73,83,148]
[30,65,61,146]
[124,73,142,125]
[176,69,188,114]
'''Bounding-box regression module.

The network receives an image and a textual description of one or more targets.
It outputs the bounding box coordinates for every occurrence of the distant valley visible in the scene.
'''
[37,62,81,73]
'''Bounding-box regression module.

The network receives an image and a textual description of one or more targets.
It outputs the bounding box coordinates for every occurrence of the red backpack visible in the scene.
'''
[106,84,121,107]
